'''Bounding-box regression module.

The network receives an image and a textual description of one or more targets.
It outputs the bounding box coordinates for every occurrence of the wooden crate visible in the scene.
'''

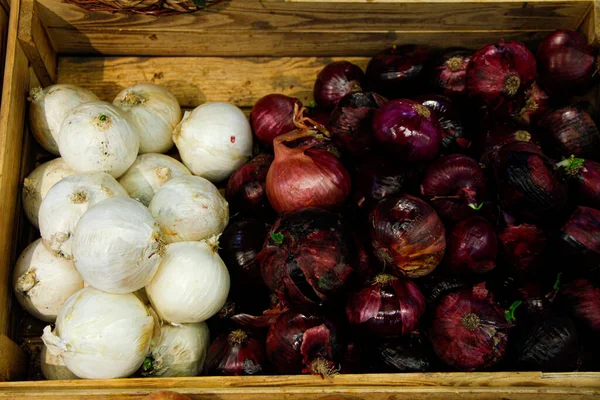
[1,0,600,398]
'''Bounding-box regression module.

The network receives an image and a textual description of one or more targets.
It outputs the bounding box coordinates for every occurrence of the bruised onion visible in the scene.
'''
[560,157,600,209]
[365,331,434,372]
[559,206,600,277]
[445,216,498,275]
[372,99,443,161]
[466,41,537,115]
[266,129,350,214]
[431,50,472,97]
[329,92,387,155]
[346,274,425,337]
[537,29,598,96]
[429,283,510,371]
[226,154,273,216]
[369,194,445,278]
[538,107,600,160]
[250,94,302,146]
[498,217,547,273]
[206,329,266,376]
[416,95,471,154]
[421,154,486,222]
[560,279,600,332]
[512,82,550,126]
[258,208,354,307]
[314,61,364,109]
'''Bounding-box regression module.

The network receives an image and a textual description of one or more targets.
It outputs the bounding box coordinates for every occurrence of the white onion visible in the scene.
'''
[146,239,230,323]
[143,322,210,377]
[113,83,181,154]
[58,101,139,178]
[38,172,128,260]
[41,345,79,380]
[42,287,155,379]
[12,239,84,322]
[28,85,99,155]
[72,196,165,294]
[173,102,253,182]
[149,176,228,243]
[118,154,191,206]
[22,158,76,229]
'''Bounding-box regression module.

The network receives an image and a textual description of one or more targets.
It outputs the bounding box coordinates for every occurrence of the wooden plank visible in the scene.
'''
[0,0,7,14]
[0,334,26,381]
[0,6,8,104]
[579,0,599,47]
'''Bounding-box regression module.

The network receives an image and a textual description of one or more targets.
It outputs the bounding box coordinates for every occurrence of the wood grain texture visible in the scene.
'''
[0,6,8,104]
[0,334,26,381]
[579,0,599,47]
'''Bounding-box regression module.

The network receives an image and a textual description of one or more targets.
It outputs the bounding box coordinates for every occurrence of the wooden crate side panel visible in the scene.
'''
[0,6,8,104]
[0,334,26,381]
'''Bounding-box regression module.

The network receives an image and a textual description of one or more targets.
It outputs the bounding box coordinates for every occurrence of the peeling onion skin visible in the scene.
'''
[431,50,472,97]
[206,329,266,376]
[251,94,302,146]
[445,216,499,275]
[225,154,273,216]
[512,82,550,126]
[560,279,600,333]
[41,345,79,380]
[369,194,446,278]
[314,61,365,110]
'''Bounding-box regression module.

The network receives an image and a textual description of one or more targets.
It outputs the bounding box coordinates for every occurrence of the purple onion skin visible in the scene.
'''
[560,279,600,333]
[559,206,600,278]
[250,94,301,146]
[365,45,431,99]
[314,61,365,110]
[366,331,435,372]
[372,99,443,162]
[226,154,274,216]
[512,82,550,126]
[431,50,472,97]
[569,160,600,209]
[479,121,540,167]
[417,273,468,306]
[206,330,267,376]
[445,216,499,275]
[498,222,547,273]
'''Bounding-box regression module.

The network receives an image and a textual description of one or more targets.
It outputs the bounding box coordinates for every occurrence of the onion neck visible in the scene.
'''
[374,274,397,285]
[446,57,463,72]
[505,75,521,96]
[461,313,481,331]
[70,189,88,204]
[309,358,338,378]
[458,187,480,210]
[28,87,43,102]
[122,91,146,106]
[273,128,323,158]
[514,130,531,142]
[94,114,112,131]
[292,103,329,136]
[228,330,248,346]
[16,270,37,294]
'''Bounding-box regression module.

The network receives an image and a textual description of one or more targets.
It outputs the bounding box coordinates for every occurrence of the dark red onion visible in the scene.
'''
[340,342,362,374]
[512,82,550,126]
[421,154,487,222]
[369,194,446,278]
[417,274,468,305]
[250,94,302,146]
[498,217,547,273]
[314,61,364,109]
[559,206,600,277]
[429,283,510,371]
[329,92,387,155]
[226,154,273,216]
[306,106,331,131]
[480,121,540,167]
[431,50,472,97]
[266,311,343,376]
[560,279,600,332]
[206,330,266,376]
[537,106,600,160]
[560,157,600,209]
[372,99,443,161]
[365,45,431,99]
[346,274,425,337]
[537,29,599,96]
[466,40,537,115]
[365,331,435,372]
[445,216,498,275]
[258,207,355,307]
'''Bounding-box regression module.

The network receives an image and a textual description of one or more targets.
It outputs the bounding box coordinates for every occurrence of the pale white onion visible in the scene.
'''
[22,158,76,229]
[173,102,253,182]
[118,154,191,206]
[149,176,228,243]
[113,83,182,154]
[38,172,128,260]
[41,345,79,380]
[41,287,154,379]
[72,196,165,294]
[146,239,230,323]
[28,85,99,155]
[12,239,84,322]
[143,322,210,377]
[58,101,139,178]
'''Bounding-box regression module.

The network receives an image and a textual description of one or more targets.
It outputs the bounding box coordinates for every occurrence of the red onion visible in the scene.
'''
[365,331,434,372]
[559,206,600,277]
[538,106,600,160]
[329,92,387,155]
[429,283,510,371]
[250,94,302,146]
[266,129,351,214]
[480,121,540,167]
[226,154,273,216]
[258,207,355,307]
[346,274,426,337]
[431,50,472,97]
[498,216,547,273]
[512,82,550,126]
[372,99,443,161]
[466,40,537,115]
[206,330,266,376]
[537,29,599,96]
[314,61,364,109]
[560,279,600,332]
[369,194,446,278]
[365,45,431,99]
[416,94,471,154]
[266,311,343,376]
[418,274,468,305]
[445,216,498,275]
[560,157,600,209]
[421,154,487,222]
[340,342,362,374]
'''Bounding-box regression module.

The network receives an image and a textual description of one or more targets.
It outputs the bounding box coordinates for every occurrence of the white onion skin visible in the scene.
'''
[58,101,139,178]
[38,172,129,260]
[41,345,79,380]
[72,196,165,294]
[147,240,230,323]
[42,287,154,379]
[13,239,84,322]
[29,85,99,155]
[22,158,76,229]
[149,176,228,243]
[113,83,182,154]
[173,102,253,182]
[119,154,191,206]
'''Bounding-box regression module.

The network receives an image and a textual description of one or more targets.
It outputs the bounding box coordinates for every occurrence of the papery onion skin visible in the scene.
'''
[369,194,446,278]
[512,82,550,126]
[346,274,426,336]
[480,122,540,167]
[206,329,266,376]
[429,283,510,371]
[365,331,435,372]
[498,221,547,273]
[251,94,302,146]
[314,61,365,109]
[559,206,600,277]
[537,29,598,96]
[226,154,273,216]
[445,216,498,275]
[567,159,600,210]
[560,279,600,332]
[372,99,443,162]
[431,50,472,97]
[416,94,471,154]
[41,345,79,380]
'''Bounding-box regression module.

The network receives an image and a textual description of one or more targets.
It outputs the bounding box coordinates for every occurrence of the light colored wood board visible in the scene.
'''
[0,334,26,381]
[0,6,8,104]
[579,0,599,46]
